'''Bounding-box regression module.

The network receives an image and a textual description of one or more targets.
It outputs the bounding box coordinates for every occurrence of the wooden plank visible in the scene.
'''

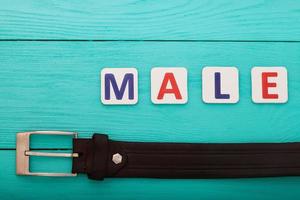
[0,41,300,148]
[1,150,300,200]
[0,0,300,40]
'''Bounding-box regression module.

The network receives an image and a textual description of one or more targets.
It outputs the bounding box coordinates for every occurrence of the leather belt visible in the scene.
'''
[16,131,300,180]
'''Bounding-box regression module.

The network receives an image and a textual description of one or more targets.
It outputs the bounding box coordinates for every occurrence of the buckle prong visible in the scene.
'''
[16,131,78,177]
[25,151,79,158]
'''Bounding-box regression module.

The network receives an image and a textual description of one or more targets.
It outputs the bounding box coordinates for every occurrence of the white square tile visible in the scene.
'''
[101,68,138,105]
[251,67,288,103]
[202,67,239,103]
[151,67,188,104]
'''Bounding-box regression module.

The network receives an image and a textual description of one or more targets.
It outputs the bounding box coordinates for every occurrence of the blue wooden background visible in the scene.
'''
[1,0,300,199]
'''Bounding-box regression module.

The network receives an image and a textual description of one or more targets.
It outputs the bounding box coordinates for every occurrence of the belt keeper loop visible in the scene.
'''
[87,134,109,180]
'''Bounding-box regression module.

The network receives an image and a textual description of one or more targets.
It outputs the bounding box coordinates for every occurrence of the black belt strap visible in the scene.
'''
[72,134,300,180]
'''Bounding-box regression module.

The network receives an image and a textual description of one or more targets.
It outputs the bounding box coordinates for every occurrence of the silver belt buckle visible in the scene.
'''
[16,131,78,177]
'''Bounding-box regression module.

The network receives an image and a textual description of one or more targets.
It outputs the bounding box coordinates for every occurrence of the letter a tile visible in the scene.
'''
[151,67,188,104]
[101,68,138,105]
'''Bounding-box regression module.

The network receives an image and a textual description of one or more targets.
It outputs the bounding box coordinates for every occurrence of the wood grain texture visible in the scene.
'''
[0,0,300,40]
[1,150,300,200]
[2,1,300,199]
[0,42,300,148]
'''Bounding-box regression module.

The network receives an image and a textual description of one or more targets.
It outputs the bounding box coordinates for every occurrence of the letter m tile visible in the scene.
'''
[101,68,138,105]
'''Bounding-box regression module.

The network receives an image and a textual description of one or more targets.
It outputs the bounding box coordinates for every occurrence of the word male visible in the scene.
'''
[100,67,288,105]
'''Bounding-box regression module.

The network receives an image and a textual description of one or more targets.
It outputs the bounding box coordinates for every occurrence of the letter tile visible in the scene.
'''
[251,67,288,103]
[151,67,188,104]
[101,68,138,105]
[202,67,239,103]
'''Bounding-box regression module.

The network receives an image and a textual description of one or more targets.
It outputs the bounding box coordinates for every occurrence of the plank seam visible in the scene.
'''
[0,39,299,43]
